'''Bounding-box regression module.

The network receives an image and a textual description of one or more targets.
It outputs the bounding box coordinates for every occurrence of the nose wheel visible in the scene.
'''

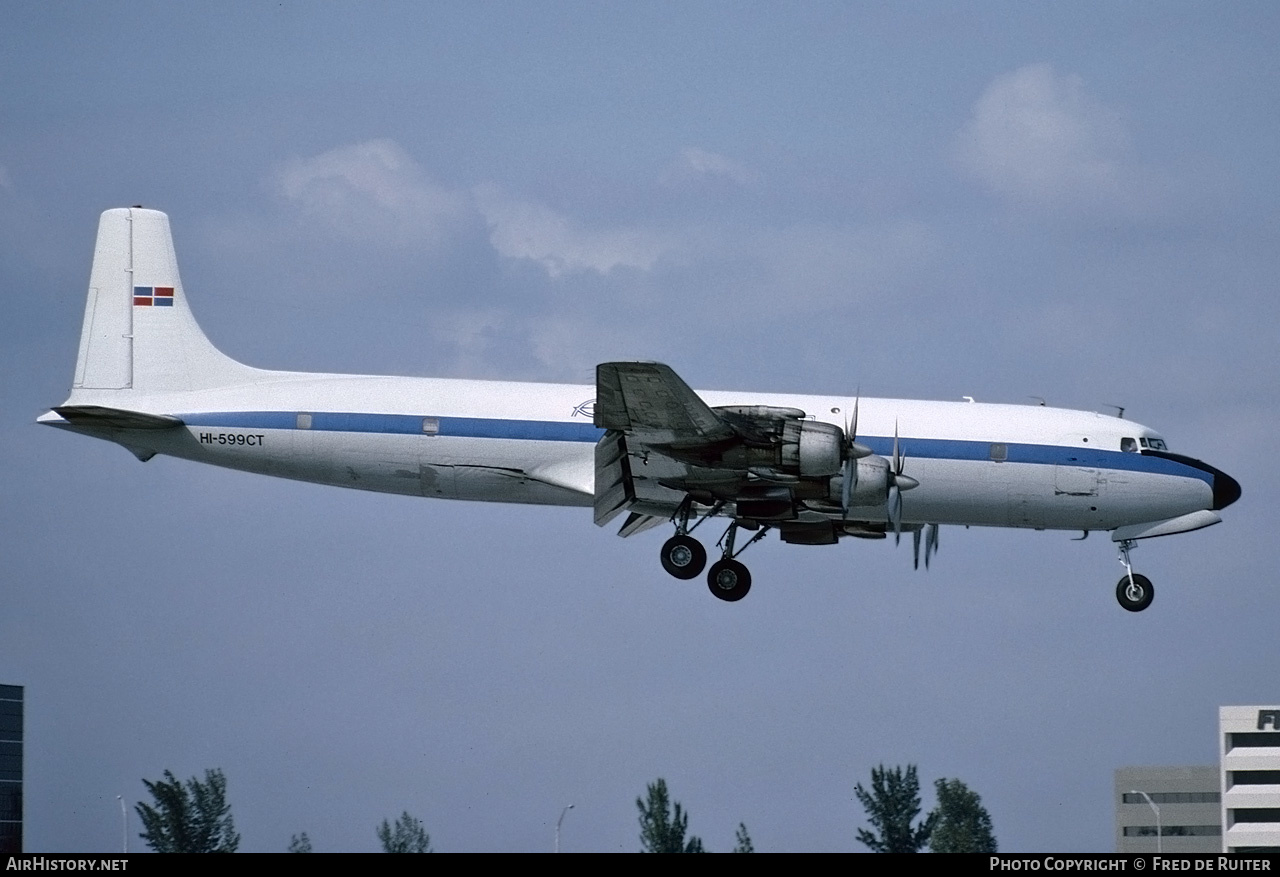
[1116,573,1154,612]
[1114,539,1154,612]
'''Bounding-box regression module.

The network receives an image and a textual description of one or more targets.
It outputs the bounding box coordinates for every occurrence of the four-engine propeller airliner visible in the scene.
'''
[41,208,1241,609]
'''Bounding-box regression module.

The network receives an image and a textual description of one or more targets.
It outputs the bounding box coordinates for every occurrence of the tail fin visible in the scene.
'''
[70,207,259,397]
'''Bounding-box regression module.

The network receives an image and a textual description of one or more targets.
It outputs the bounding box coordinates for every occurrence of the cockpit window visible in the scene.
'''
[1138,437,1168,451]
[1121,437,1137,453]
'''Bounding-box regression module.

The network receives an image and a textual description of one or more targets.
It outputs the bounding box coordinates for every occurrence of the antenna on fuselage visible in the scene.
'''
[1104,404,1126,419]
[1028,396,1046,406]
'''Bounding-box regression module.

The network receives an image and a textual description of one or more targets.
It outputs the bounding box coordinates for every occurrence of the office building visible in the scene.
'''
[1115,765,1221,853]
[1220,705,1280,853]
[0,685,21,855]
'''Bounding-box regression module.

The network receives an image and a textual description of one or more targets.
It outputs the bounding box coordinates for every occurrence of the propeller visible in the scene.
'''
[839,394,873,518]
[912,522,940,569]
[887,422,919,544]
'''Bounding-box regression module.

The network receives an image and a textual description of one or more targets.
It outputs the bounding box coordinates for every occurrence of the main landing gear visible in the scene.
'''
[1115,539,1154,612]
[659,500,764,602]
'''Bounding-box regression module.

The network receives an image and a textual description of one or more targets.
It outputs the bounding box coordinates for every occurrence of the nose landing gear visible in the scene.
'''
[1115,539,1154,612]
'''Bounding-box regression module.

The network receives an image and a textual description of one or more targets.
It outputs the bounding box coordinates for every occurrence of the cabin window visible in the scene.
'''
[422,417,440,436]
[296,413,312,429]
[989,443,1008,462]
[1121,437,1137,453]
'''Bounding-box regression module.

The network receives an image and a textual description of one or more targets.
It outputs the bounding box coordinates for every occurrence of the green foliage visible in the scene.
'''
[733,822,754,853]
[377,811,432,853]
[854,764,937,853]
[929,778,997,853]
[637,778,704,853]
[135,768,240,853]
[288,832,312,853]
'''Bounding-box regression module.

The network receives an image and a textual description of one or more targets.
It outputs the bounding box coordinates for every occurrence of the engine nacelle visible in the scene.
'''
[781,420,843,477]
[828,455,891,506]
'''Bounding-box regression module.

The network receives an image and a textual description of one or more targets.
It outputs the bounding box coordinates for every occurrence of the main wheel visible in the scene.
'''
[1116,573,1154,612]
[660,535,706,580]
[706,559,752,602]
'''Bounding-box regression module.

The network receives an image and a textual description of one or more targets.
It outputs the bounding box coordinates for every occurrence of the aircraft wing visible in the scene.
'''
[591,361,886,546]
[593,362,737,529]
[594,362,735,447]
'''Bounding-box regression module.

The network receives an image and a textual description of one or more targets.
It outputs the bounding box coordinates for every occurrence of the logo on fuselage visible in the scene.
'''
[572,399,595,419]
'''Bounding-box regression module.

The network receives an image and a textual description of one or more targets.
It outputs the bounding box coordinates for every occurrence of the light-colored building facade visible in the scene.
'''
[1115,765,1222,853]
[1220,705,1280,853]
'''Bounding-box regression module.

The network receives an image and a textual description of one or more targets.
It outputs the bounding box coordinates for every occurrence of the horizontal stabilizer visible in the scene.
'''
[51,406,184,430]
[1110,509,1221,542]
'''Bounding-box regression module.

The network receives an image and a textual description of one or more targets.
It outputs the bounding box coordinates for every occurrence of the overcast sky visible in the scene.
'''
[2,1,1277,853]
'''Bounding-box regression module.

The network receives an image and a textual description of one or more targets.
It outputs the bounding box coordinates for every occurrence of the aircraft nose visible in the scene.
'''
[1212,467,1242,510]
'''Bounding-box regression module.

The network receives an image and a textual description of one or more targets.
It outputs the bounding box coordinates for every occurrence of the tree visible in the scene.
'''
[733,822,755,853]
[929,778,997,853]
[288,832,312,853]
[637,778,704,853]
[135,768,240,853]
[854,764,936,853]
[377,811,432,853]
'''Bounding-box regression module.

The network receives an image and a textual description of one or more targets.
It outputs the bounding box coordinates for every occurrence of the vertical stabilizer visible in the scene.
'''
[70,208,259,397]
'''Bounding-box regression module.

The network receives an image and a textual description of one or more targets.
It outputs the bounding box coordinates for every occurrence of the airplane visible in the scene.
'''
[40,207,1241,610]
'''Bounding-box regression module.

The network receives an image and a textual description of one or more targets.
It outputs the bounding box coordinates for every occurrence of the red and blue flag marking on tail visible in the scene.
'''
[133,286,174,306]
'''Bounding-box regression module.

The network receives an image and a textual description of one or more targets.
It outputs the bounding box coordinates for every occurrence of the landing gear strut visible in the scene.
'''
[1115,539,1154,612]
[706,520,769,602]
[658,497,719,580]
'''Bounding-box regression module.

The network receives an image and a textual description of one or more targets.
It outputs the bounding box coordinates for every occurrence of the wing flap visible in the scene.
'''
[594,429,635,526]
[617,512,666,538]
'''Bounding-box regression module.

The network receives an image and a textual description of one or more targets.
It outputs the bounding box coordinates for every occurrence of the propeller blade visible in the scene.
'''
[924,523,938,569]
[841,457,854,516]
[889,485,902,545]
[912,528,921,569]
[892,423,901,476]
[843,396,872,459]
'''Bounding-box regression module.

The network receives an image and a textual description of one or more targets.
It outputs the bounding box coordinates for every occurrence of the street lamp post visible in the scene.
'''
[555,804,575,853]
[116,796,127,854]
[1129,789,1161,854]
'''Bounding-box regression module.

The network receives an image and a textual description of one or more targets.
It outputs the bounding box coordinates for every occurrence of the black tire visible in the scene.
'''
[1116,573,1154,612]
[706,559,752,602]
[660,535,706,580]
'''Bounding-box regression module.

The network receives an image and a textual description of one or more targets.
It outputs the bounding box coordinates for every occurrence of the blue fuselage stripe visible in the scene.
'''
[180,411,603,442]
[177,411,1213,485]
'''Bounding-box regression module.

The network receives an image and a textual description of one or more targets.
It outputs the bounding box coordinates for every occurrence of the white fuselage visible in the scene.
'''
[53,369,1217,534]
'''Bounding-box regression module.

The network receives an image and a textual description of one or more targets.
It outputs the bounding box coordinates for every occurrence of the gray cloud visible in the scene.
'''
[275,139,468,247]
[473,182,672,278]
[663,147,761,187]
[956,64,1165,216]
